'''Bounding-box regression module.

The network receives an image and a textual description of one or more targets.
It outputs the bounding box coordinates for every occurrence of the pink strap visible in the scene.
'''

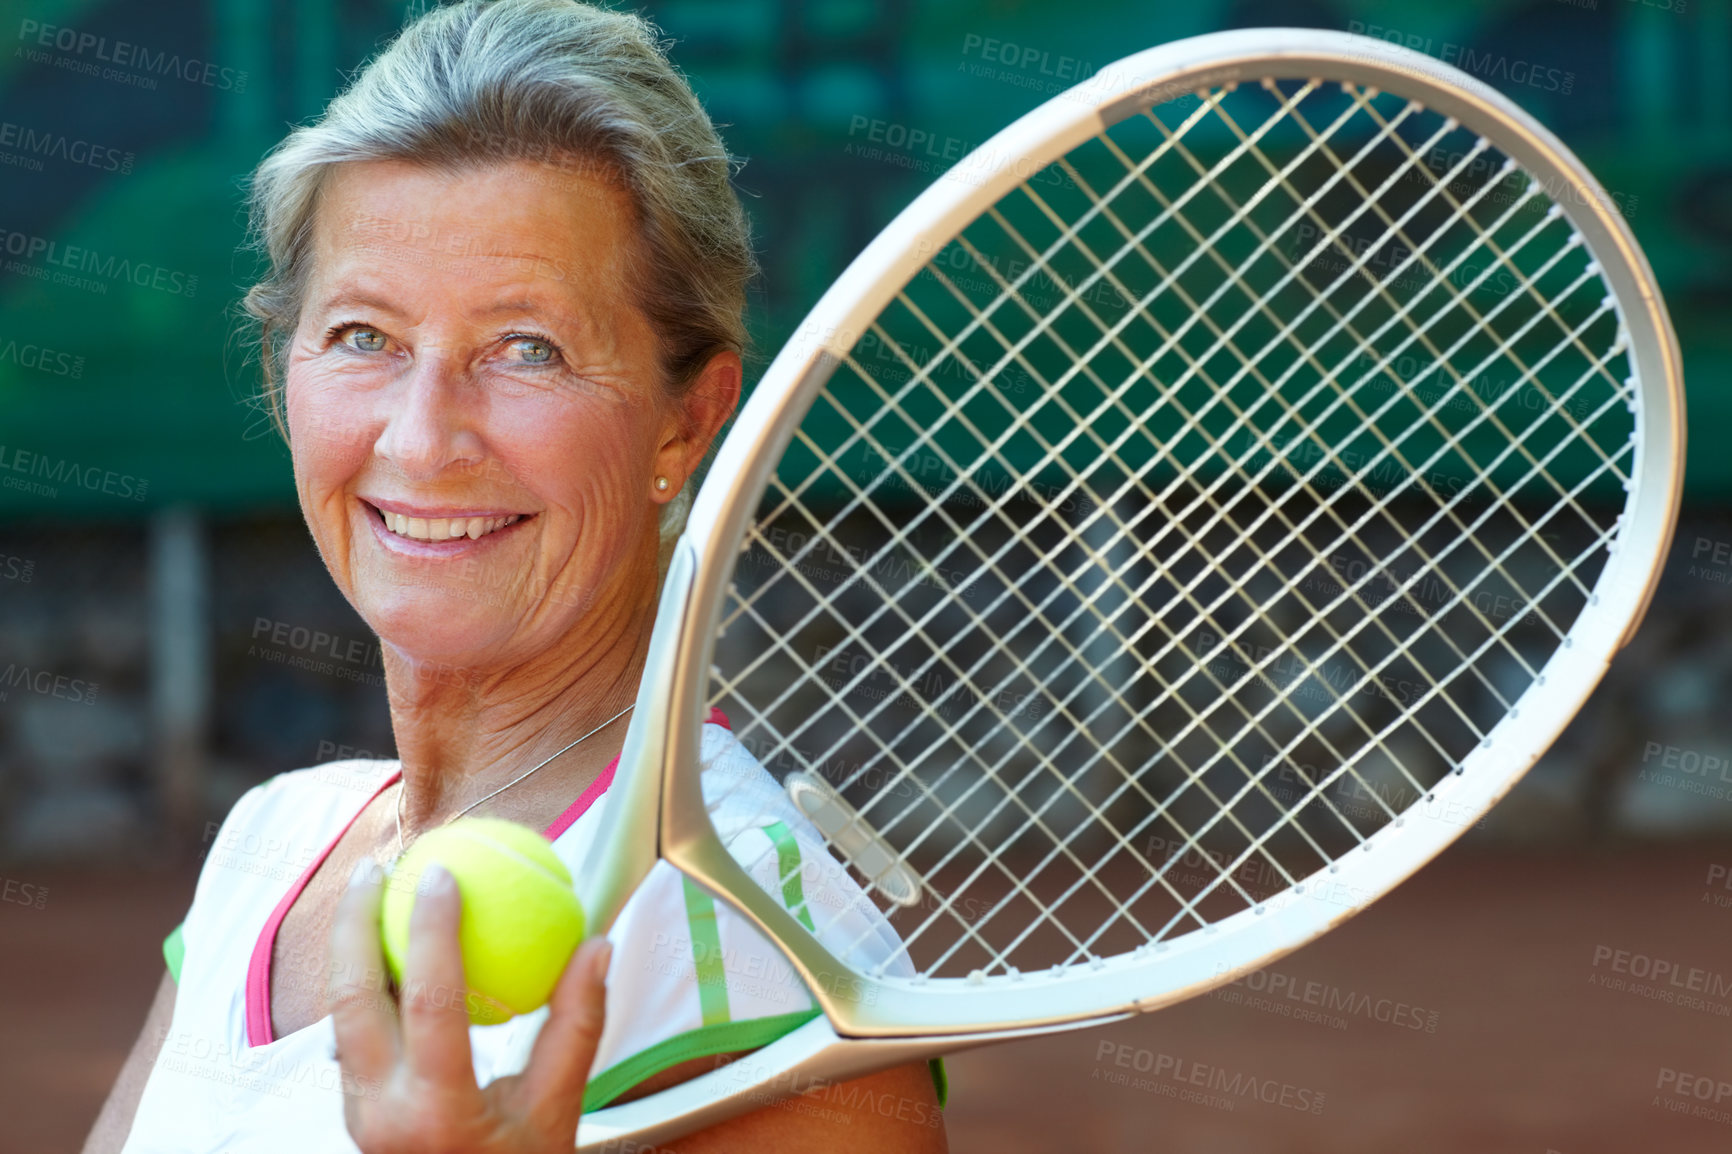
[243,706,733,1047]
[541,751,620,842]
[244,770,400,1048]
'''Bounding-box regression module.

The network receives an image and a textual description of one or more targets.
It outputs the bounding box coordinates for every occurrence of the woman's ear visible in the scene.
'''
[652,350,742,501]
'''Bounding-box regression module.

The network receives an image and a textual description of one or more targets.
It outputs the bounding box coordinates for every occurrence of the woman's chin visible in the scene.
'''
[357,586,524,669]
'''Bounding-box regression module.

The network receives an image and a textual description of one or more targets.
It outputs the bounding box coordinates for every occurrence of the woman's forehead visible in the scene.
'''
[307,158,637,317]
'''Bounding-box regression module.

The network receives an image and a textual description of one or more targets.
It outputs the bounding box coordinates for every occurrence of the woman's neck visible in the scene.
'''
[380,579,655,836]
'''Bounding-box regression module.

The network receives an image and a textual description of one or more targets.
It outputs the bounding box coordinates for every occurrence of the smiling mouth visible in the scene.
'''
[372,506,527,542]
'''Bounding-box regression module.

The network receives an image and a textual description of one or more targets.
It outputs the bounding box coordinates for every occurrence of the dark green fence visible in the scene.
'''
[0,0,1724,517]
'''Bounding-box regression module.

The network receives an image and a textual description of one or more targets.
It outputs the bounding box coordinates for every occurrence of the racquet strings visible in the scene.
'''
[704,77,1635,984]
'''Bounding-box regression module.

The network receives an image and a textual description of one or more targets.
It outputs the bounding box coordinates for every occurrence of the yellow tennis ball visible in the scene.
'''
[379,816,585,1027]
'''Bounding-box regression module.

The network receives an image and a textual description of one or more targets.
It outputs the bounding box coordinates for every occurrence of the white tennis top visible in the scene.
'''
[121,712,913,1152]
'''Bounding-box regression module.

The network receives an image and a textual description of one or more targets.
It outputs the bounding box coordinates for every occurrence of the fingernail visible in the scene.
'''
[349,859,374,888]
[590,939,613,979]
[423,864,455,895]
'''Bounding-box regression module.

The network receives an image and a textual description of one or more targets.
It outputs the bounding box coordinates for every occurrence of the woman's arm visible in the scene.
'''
[81,970,176,1154]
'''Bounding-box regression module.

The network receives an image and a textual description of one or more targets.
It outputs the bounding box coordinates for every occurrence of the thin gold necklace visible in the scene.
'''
[393,703,634,857]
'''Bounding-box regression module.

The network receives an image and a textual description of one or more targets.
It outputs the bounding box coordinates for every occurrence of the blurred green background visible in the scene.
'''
[0,0,1727,519]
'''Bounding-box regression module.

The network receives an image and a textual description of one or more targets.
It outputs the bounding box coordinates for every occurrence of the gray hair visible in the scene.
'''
[240,0,755,560]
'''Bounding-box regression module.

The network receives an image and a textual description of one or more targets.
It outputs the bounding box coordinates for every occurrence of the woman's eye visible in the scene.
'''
[509,335,558,365]
[327,323,388,352]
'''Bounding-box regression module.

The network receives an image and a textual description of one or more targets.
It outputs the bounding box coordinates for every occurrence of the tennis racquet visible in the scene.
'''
[555,26,1683,1147]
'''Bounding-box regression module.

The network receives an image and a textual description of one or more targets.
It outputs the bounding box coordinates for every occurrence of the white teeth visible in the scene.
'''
[380,508,522,542]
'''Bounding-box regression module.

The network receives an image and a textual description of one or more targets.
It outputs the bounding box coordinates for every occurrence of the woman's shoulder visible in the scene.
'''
[200,758,396,866]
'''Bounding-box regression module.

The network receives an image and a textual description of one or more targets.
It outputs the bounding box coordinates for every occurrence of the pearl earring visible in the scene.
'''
[655,476,670,492]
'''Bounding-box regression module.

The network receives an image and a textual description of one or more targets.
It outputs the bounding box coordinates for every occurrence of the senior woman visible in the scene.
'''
[82,2,947,1151]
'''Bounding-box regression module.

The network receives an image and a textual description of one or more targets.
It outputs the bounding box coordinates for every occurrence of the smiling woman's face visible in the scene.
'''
[286,158,685,667]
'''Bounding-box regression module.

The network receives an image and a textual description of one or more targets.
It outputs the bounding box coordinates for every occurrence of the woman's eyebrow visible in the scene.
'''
[481,299,544,317]
[480,298,592,333]
[317,288,401,316]
[311,287,587,330]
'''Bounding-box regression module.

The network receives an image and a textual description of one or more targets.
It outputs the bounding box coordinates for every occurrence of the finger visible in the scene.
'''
[398,863,478,1086]
[518,936,611,1114]
[328,857,400,1088]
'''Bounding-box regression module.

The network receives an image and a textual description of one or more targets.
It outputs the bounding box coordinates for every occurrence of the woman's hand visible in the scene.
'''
[328,859,611,1154]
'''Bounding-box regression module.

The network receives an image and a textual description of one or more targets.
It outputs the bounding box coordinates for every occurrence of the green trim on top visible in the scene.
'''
[163,922,185,983]
[928,1057,948,1109]
[760,821,816,932]
[582,1009,822,1112]
[681,876,731,1027]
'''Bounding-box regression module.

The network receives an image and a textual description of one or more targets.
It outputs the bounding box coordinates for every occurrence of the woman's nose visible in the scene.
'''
[372,353,486,481]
